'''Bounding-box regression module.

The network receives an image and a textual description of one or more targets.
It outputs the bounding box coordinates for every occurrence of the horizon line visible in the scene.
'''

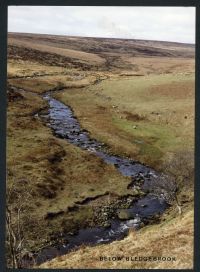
[8,31,195,45]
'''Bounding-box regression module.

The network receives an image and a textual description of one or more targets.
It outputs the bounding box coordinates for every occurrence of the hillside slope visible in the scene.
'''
[7,33,194,269]
[39,206,194,269]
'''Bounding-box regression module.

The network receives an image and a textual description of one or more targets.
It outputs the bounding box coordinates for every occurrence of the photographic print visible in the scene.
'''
[6,6,195,269]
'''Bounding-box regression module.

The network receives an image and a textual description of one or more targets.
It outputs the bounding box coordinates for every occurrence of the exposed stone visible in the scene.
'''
[117,209,133,220]
[103,222,111,228]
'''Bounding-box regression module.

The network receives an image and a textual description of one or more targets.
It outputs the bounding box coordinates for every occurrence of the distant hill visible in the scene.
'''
[8,32,195,72]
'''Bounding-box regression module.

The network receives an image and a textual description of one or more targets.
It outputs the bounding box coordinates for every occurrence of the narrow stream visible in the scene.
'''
[29,93,170,266]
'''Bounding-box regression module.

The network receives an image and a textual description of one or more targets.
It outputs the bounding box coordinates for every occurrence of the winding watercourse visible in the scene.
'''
[29,92,170,265]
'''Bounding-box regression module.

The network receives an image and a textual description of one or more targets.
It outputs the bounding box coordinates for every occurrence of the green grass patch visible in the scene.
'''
[112,115,184,166]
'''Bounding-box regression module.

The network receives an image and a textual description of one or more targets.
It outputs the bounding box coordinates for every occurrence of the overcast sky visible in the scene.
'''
[8,6,195,44]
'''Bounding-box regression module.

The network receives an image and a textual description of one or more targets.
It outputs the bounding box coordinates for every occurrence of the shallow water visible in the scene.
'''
[33,94,169,266]
[42,95,155,179]
[33,194,167,265]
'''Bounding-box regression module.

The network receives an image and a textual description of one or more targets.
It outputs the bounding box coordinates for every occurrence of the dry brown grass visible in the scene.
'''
[7,59,72,78]
[39,205,194,269]
[8,75,96,94]
[123,56,195,75]
[7,83,131,251]
[8,38,105,65]
[149,80,194,99]
[8,32,194,74]
[7,33,194,268]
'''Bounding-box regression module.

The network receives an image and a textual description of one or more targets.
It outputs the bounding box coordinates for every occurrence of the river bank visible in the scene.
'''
[7,73,194,268]
[16,87,177,267]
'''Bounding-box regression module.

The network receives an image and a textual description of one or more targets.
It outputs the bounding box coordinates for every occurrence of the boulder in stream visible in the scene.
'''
[117,209,134,220]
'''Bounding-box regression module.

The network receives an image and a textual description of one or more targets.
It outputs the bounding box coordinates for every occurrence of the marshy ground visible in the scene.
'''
[7,32,194,269]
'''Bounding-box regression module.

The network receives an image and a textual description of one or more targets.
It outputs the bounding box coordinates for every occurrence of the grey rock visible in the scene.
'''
[117,209,134,220]
[103,222,111,228]
[141,204,148,208]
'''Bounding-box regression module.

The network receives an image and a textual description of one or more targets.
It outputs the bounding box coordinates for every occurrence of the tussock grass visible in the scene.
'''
[7,33,194,268]
[7,85,131,251]
[39,206,194,269]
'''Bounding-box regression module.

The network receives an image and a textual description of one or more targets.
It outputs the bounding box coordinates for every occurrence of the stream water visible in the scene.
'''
[30,94,169,266]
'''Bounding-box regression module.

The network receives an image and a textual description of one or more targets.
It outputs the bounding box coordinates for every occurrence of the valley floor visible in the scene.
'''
[6,33,194,269]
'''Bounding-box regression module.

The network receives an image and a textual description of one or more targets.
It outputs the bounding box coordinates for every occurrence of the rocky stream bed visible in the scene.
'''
[22,91,176,267]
